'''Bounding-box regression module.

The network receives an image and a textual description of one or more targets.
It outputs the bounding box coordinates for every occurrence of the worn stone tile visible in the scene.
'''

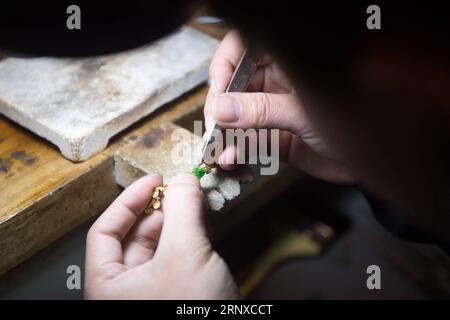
[0,27,219,161]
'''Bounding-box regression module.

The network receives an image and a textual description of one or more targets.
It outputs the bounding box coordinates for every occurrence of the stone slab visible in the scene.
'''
[0,27,219,161]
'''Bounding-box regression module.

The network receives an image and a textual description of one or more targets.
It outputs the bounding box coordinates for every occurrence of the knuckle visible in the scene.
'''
[135,234,158,250]
[253,92,272,126]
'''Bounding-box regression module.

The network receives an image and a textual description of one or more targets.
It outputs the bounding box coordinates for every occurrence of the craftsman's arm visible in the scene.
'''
[84,172,238,299]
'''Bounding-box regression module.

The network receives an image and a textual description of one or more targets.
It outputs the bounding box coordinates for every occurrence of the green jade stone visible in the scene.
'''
[192,165,207,179]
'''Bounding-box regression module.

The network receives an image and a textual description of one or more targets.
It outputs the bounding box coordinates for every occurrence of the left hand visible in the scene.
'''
[84,172,239,299]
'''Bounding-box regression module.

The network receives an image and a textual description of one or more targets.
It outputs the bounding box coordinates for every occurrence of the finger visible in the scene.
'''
[246,55,277,93]
[209,30,246,93]
[218,145,238,171]
[204,86,215,132]
[205,30,245,134]
[246,67,266,92]
[156,172,208,257]
[211,92,308,135]
[122,210,164,268]
[218,128,262,169]
[86,174,162,269]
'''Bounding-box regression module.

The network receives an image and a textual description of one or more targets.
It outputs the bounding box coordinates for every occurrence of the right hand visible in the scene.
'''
[204,30,356,183]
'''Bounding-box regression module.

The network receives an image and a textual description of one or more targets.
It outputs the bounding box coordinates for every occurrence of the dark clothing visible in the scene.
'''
[363,191,450,255]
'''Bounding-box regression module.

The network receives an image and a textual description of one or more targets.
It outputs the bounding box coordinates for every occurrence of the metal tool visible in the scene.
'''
[200,49,258,165]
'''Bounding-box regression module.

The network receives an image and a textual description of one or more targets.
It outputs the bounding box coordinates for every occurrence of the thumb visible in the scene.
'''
[157,172,209,255]
[211,92,308,135]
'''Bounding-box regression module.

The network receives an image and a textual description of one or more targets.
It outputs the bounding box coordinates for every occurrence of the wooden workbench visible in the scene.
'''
[0,21,302,276]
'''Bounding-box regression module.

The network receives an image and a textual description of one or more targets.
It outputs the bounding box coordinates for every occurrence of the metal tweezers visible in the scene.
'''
[200,49,258,165]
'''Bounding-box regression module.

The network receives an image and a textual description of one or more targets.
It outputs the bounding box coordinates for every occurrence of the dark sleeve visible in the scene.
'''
[359,188,450,255]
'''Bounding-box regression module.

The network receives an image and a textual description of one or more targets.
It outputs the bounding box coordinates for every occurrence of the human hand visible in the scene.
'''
[85,173,239,299]
[204,31,355,183]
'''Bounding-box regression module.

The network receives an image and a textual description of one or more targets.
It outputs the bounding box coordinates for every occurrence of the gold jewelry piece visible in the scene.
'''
[200,162,213,173]
[144,184,168,215]
[192,162,213,179]
[145,163,213,215]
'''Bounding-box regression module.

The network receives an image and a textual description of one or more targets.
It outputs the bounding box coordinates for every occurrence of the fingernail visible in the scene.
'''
[212,94,241,123]
[170,172,198,185]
